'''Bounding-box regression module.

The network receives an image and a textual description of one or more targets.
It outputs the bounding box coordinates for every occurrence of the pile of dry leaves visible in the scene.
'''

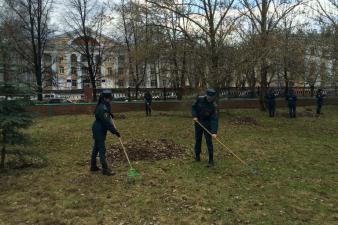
[106,139,188,162]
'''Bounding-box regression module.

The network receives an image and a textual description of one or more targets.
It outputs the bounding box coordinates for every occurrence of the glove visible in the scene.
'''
[115,131,121,138]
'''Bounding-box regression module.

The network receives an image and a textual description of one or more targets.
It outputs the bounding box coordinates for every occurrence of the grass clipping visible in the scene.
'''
[107,139,188,162]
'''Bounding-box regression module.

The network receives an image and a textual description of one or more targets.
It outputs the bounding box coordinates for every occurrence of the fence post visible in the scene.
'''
[127,87,131,102]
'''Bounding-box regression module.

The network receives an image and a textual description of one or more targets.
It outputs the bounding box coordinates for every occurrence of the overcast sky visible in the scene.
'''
[1,0,337,36]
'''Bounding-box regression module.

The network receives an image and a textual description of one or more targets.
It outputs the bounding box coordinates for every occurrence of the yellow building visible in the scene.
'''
[44,31,127,91]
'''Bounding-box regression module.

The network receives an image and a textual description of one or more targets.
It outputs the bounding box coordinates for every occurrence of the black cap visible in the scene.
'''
[206,88,216,97]
[101,89,113,98]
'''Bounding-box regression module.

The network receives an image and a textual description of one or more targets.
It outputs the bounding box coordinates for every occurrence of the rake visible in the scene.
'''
[112,119,140,178]
[118,137,140,178]
[195,120,259,175]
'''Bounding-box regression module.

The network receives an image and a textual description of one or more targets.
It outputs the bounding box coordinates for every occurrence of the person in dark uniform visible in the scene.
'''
[285,88,297,118]
[316,88,325,115]
[192,89,219,167]
[144,91,153,116]
[266,88,276,117]
[91,90,121,176]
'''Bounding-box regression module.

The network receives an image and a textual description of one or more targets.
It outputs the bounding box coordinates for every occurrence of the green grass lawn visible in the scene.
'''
[0,106,337,225]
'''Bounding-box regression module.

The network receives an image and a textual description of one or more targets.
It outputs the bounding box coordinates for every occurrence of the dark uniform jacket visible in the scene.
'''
[192,96,219,134]
[285,92,297,106]
[316,92,325,104]
[266,91,276,105]
[144,92,152,104]
[92,102,118,140]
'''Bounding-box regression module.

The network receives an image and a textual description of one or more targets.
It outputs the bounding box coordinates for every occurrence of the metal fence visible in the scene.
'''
[96,87,338,100]
[218,87,338,99]
[2,86,338,102]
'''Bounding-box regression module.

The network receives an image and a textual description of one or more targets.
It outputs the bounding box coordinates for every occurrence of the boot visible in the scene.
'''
[90,166,101,172]
[194,155,201,162]
[207,161,214,168]
[207,154,214,167]
[102,168,115,176]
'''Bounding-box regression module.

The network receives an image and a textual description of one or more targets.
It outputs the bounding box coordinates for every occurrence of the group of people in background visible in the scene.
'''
[266,88,326,118]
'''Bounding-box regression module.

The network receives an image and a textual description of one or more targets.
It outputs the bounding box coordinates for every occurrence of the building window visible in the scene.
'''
[108,67,113,77]
[102,79,106,83]
[129,79,135,87]
[59,56,64,63]
[72,80,77,87]
[96,80,101,87]
[150,66,156,75]
[118,80,124,87]
[71,55,77,63]
[151,79,157,87]
[82,67,88,76]
[81,55,87,62]
[117,67,124,77]
[18,67,25,74]
[118,55,125,63]
[71,67,77,75]
[95,55,101,64]
[59,66,64,74]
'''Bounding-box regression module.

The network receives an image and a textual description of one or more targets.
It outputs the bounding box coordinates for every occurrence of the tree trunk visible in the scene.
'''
[1,134,6,169]
[251,69,256,97]
[135,84,139,100]
[0,145,5,169]
[91,79,97,102]
[284,65,289,95]
[259,61,268,110]
[310,85,315,97]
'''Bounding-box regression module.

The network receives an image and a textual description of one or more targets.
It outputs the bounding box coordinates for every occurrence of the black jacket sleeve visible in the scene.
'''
[96,104,118,134]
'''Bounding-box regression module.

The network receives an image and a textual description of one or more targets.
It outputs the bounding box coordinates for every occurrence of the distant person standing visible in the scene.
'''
[144,91,153,116]
[285,89,297,118]
[316,88,325,115]
[266,88,276,117]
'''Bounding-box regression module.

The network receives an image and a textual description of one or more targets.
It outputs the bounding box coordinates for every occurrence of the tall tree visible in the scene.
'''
[114,0,151,99]
[64,0,111,101]
[314,0,338,88]
[4,0,54,101]
[147,0,239,90]
[240,0,303,109]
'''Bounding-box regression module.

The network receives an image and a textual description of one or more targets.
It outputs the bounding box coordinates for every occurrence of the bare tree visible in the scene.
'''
[314,0,338,88]
[114,0,151,99]
[240,0,304,109]
[4,0,54,101]
[63,0,111,101]
[147,0,239,90]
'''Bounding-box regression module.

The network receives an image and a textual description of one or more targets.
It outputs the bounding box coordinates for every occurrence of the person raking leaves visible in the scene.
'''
[192,89,219,167]
[90,90,121,176]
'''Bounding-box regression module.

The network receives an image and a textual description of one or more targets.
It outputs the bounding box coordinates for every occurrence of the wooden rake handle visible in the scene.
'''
[112,119,133,169]
[194,120,248,166]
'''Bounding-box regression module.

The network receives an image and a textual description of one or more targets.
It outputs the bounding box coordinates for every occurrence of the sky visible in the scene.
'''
[1,0,337,36]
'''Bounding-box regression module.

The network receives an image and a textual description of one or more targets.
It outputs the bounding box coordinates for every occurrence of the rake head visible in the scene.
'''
[127,167,140,178]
